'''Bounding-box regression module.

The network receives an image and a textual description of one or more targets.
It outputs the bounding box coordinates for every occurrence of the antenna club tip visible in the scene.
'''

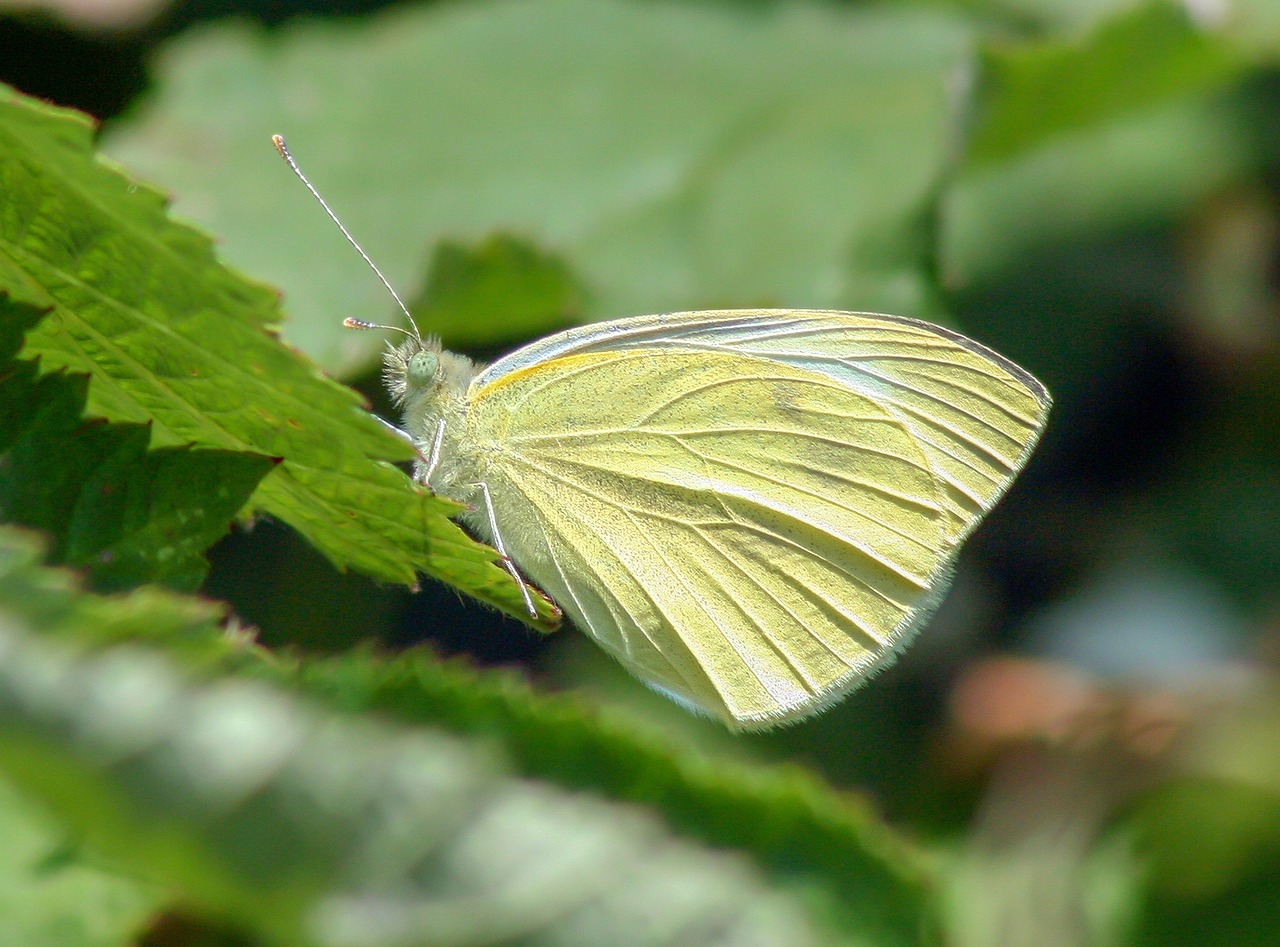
[343,317,419,341]
[272,134,288,157]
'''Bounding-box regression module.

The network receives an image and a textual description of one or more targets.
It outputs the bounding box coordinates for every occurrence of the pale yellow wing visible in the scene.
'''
[477,310,1051,543]
[465,345,977,728]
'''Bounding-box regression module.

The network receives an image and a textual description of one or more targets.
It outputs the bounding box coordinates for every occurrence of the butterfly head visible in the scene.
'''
[383,335,444,406]
[381,333,480,437]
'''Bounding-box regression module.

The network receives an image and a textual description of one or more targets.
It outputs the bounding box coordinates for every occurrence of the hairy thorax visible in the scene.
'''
[383,335,492,520]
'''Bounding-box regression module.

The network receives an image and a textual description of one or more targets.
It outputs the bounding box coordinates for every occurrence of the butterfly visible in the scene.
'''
[378,308,1050,729]
[272,136,1050,729]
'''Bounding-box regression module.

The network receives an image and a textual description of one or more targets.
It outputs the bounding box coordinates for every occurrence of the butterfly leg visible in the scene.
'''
[474,480,538,620]
[419,417,448,487]
[374,414,441,487]
[374,414,416,446]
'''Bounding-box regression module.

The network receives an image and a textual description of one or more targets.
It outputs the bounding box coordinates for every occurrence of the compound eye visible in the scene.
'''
[407,351,438,387]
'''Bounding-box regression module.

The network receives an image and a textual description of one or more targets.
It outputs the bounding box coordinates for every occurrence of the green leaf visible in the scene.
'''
[103,0,975,370]
[0,85,559,629]
[0,527,245,670]
[942,98,1253,286]
[0,529,862,947]
[0,776,159,947]
[965,1,1242,167]
[406,234,585,348]
[940,0,1256,289]
[277,648,936,947]
[0,301,275,592]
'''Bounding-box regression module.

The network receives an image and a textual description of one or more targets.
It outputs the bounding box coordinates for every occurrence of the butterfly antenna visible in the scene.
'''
[272,135,422,342]
[342,317,417,339]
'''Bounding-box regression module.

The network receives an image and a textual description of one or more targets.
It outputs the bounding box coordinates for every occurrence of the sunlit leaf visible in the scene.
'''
[0,85,558,628]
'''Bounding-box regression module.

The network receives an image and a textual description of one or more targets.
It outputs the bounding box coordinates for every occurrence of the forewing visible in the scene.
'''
[478,310,1051,541]
[467,348,956,727]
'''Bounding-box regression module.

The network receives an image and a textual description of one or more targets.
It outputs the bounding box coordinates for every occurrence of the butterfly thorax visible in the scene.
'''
[383,336,484,503]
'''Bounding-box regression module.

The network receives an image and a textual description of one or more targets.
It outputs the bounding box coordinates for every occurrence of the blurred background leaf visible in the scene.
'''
[405,233,585,347]
[0,528,924,946]
[102,0,976,370]
[0,775,160,947]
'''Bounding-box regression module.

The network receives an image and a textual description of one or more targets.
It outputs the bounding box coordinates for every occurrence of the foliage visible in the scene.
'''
[2,83,558,627]
[1,0,1279,944]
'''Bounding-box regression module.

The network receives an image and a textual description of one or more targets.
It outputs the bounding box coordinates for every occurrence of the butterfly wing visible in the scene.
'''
[478,310,1051,543]
[465,312,1047,728]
